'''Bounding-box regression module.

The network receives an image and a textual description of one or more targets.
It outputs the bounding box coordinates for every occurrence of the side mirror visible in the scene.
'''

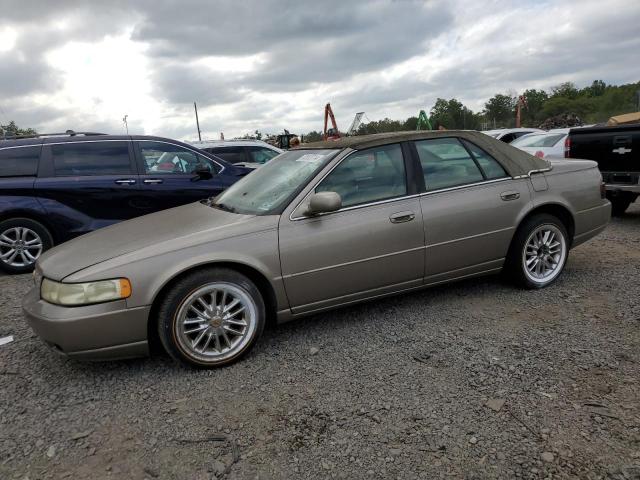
[191,167,213,181]
[306,191,342,215]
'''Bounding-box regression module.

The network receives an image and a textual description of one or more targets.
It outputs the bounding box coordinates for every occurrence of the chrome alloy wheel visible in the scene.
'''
[522,224,567,285]
[174,283,257,363]
[0,227,43,268]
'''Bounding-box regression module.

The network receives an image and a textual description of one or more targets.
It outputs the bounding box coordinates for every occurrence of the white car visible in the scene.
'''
[482,128,545,143]
[510,129,569,159]
[188,139,283,169]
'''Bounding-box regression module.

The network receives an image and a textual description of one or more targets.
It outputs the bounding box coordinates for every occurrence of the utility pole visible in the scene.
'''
[122,115,129,134]
[194,102,202,141]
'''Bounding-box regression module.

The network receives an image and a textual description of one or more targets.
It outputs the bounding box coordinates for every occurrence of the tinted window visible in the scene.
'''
[500,133,515,143]
[317,143,407,208]
[206,147,246,164]
[140,142,219,174]
[415,138,484,191]
[248,146,279,164]
[52,142,131,176]
[462,140,508,179]
[0,146,40,177]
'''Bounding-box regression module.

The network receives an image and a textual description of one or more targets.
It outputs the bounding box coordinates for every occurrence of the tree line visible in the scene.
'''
[300,79,640,140]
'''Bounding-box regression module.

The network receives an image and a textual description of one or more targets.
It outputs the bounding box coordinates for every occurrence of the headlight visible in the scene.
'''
[40,278,132,306]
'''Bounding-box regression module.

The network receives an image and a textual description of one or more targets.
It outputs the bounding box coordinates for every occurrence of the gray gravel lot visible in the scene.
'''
[1,206,639,480]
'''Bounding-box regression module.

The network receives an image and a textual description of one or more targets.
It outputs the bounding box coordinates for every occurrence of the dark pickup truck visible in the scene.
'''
[566,124,639,215]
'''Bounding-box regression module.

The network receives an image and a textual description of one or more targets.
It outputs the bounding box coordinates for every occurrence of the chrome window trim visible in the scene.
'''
[289,147,519,221]
[512,166,553,179]
[0,144,42,151]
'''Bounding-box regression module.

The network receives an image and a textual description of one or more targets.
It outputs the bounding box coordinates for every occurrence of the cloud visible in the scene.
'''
[0,0,638,138]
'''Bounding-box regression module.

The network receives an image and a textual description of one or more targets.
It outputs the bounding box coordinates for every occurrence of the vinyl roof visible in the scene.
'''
[298,130,549,177]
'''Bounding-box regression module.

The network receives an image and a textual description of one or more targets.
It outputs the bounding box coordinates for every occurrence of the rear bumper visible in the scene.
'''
[573,201,611,248]
[22,287,150,360]
[605,183,640,194]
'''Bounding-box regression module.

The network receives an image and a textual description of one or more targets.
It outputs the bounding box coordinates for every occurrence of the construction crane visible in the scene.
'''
[346,112,365,136]
[416,110,432,130]
[323,103,341,140]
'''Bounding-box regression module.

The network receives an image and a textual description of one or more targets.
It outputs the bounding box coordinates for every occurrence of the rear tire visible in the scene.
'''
[0,218,53,274]
[157,268,266,368]
[506,214,569,289]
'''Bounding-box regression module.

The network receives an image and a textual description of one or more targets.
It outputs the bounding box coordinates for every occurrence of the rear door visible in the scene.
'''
[134,140,234,213]
[414,137,531,284]
[35,140,142,237]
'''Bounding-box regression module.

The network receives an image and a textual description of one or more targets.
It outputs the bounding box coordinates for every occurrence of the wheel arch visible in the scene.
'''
[147,261,279,354]
[514,202,575,247]
[0,211,56,244]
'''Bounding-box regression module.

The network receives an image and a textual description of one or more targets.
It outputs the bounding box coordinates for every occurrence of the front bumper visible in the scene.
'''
[22,286,150,360]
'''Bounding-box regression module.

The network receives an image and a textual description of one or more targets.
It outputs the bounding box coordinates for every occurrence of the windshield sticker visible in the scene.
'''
[296,154,326,163]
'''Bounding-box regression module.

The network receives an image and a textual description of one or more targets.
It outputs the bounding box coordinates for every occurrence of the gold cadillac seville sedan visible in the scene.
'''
[23,131,611,367]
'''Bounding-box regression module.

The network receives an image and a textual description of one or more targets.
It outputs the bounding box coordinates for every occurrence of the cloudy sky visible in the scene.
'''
[1,0,638,140]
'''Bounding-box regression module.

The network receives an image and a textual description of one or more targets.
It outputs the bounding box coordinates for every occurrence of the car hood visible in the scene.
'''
[38,202,263,281]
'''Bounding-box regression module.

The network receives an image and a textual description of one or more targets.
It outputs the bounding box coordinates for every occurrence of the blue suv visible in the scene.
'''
[0,132,249,274]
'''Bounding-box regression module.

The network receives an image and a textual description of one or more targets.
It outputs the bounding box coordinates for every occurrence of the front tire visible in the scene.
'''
[0,218,53,274]
[507,214,569,289]
[157,268,265,368]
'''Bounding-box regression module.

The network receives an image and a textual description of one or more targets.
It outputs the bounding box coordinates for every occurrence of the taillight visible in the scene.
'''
[535,150,545,158]
[564,137,571,158]
[600,175,606,199]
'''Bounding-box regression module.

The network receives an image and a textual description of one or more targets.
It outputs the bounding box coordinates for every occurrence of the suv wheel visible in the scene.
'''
[0,218,53,274]
[157,268,266,368]
[507,214,569,289]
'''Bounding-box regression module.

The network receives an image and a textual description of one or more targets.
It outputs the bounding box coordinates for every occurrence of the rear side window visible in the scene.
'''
[52,142,132,176]
[462,140,508,179]
[0,146,40,177]
[248,146,279,164]
[206,147,246,164]
[415,138,484,191]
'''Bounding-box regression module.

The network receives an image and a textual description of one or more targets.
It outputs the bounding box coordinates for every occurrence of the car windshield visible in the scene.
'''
[211,149,338,215]
[512,133,565,148]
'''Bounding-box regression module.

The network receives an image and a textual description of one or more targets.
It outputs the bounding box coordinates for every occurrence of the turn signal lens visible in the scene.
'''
[41,278,132,306]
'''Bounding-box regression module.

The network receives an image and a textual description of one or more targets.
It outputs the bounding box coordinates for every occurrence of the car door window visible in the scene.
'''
[247,146,279,164]
[500,133,515,143]
[415,138,484,191]
[316,143,407,208]
[0,146,40,177]
[140,142,218,175]
[462,140,508,179]
[207,147,246,164]
[51,142,132,176]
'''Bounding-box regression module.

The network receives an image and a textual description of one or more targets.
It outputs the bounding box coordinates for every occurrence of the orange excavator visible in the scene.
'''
[323,103,341,140]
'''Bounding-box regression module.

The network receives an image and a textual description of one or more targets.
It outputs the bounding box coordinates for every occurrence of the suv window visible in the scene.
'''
[415,138,484,191]
[52,142,132,176]
[462,140,508,179]
[0,146,40,177]
[205,147,246,164]
[248,146,279,164]
[140,142,219,174]
[316,143,407,208]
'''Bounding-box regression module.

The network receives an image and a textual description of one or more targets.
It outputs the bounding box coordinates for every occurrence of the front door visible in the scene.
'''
[278,143,425,314]
[413,137,531,283]
[135,140,233,213]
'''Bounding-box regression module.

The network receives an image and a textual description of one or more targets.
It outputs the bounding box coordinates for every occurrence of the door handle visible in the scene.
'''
[143,179,164,184]
[389,211,415,224]
[500,191,520,201]
[114,179,136,185]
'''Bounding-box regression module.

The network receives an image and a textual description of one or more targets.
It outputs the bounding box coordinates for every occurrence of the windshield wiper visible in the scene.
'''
[214,202,236,213]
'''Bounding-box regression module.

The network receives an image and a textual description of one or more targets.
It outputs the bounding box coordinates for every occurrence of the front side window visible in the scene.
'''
[248,146,279,164]
[0,146,40,177]
[52,142,132,176]
[415,138,484,191]
[316,144,407,208]
[140,142,219,175]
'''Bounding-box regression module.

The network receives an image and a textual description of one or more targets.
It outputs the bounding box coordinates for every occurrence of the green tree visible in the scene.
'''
[551,82,579,99]
[520,89,549,125]
[483,94,516,128]
[0,121,37,138]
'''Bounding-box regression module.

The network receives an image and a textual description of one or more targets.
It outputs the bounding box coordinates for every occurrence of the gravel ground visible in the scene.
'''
[1,205,639,480]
